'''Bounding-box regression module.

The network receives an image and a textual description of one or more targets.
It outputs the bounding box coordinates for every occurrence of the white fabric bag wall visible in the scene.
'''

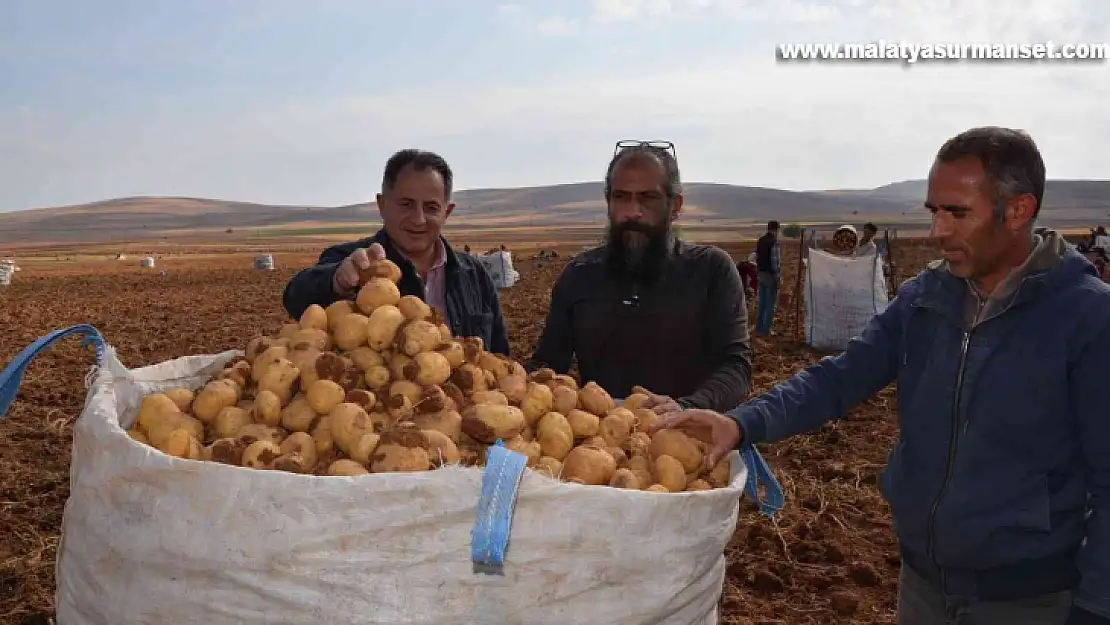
[48,343,750,625]
[804,248,889,351]
[475,251,520,289]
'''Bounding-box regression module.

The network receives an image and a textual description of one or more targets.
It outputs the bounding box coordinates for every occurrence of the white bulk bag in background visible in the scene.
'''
[475,251,520,289]
[0,326,781,625]
[804,249,889,351]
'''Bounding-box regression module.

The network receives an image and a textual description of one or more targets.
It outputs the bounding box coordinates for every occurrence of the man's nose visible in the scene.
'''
[928,211,952,241]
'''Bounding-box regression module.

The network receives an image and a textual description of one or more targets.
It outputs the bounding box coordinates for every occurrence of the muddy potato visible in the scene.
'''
[653,454,687,492]
[398,320,442,356]
[388,353,412,381]
[423,429,461,465]
[163,388,195,413]
[398,295,432,321]
[561,445,618,486]
[287,345,322,388]
[519,382,554,425]
[633,408,660,433]
[470,390,508,406]
[436,341,466,368]
[357,277,401,314]
[236,423,287,445]
[578,381,615,415]
[460,337,483,364]
[325,300,357,331]
[136,393,183,431]
[306,379,346,415]
[329,402,375,456]
[349,432,382,466]
[385,393,414,421]
[146,412,205,450]
[245,336,277,363]
[344,389,377,412]
[206,436,251,465]
[451,363,488,395]
[364,365,391,391]
[686,479,712,492]
[645,484,670,493]
[251,389,282,427]
[649,429,704,473]
[279,432,319,469]
[606,446,629,468]
[536,411,574,461]
[369,411,394,433]
[707,459,731,488]
[311,415,336,456]
[214,406,254,440]
[241,440,283,469]
[403,351,452,386]
[370,423,431,472]
[623,393,651,411]
[564,409,600,438]
[628,431,652,456]
[503,435,542,466]
[280,394,319,433]
[192,379,241,424]
[411,409,462,442]
[290,328,331,352]
[599,415,631,449]
[256,359,300,406]
[272,452,314,474]
[497,373,528,404]
[350,347,385,371]
[414,385,450,413]
[298,304,328,332]
[327,459,370,476]
[552,386,577,415]
[333,313,371,351]
[161,429,203,460]
[610,468,641,490]
[461,403,525,443]
[535,456,563,479]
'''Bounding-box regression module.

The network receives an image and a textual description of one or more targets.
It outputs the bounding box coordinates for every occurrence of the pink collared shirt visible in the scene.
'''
[407,239,447,316]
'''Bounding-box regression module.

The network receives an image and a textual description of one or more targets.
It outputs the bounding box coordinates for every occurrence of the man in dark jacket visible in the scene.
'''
[282,149,511,355]
[657,127,1110,624]
[525,142,751,413]
[754,220,781,335]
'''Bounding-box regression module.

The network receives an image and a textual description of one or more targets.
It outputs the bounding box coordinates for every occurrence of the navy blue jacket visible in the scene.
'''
[282,229,511,356]
[730,242,1110,618]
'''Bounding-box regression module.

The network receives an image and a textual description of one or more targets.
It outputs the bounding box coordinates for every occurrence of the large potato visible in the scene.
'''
[299,304,328,332]
[136,393,182,432]
[397,320,442,356]
[423,429,461,465]
[599,415,631,449]
[402,351,452,386]
[536,412,574,461]
[332,313,371,351]
[653,454,687,492]
[367,305,406,351]
[280,394,319,433]
[519,382,554,425]
[461,403,525,443]
[329,402,375,456]
[565,409,600,438]
[398,295,432,321]
[552,386,577,415]
[325,300,357,331]
[561,445,617,486]
[213,406,254,440]
[370,423,430,472]
[357,277,401,314]
[578,381,614,415]
[649,429,703,473]
[412,409,462,442]
[192,379,241,424]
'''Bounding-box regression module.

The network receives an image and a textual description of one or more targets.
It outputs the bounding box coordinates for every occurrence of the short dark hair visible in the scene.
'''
[935,126,1045,220]
[863,222,878,233]
[604,145,682,200]
[382,149,454,199]
[767,220,780,231]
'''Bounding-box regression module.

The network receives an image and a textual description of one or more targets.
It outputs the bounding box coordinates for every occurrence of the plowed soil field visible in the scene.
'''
[0,239,938,625]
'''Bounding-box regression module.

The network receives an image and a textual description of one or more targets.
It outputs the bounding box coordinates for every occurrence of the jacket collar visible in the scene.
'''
[370,228,468,277]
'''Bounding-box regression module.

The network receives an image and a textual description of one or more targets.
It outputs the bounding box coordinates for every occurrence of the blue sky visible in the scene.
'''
[1,0,1108,211]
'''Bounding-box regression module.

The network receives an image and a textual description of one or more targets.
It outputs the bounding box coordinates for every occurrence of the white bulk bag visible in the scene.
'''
[475,251,520,289]
[0,326,777,625]
[804,248,889,351]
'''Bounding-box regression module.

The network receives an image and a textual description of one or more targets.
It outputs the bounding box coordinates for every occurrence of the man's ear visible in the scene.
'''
[375,193,385,215]
[670,194,684,221]
[444,202,456,219]
[1007,194,1037,232]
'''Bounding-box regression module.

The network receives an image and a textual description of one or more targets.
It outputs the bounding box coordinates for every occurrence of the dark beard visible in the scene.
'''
[604,221,671,284]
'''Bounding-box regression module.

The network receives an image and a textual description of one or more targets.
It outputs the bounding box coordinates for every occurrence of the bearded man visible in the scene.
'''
[524,141,752,413]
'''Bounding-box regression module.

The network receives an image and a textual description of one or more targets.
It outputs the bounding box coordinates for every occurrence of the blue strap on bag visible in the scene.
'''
[470,440,529,574]
[0,325,105,419]
[741,446,785,518]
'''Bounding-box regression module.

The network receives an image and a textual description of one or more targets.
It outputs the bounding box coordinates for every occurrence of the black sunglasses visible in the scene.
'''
[613,140,677,161]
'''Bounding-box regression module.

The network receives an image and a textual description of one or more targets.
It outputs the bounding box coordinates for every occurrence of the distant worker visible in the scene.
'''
[656,126,1110,625]
[754,220,781,336]
[525,140,752,412]
[856,222,879,257]
[282,149,511,355]
[736,251,758,298]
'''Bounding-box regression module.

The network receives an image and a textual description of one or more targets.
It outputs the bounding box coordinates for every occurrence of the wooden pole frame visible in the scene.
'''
[793,228,807,340]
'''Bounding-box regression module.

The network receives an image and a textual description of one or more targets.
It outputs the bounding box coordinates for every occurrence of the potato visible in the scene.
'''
[451,363,488,394]
[311,415,336,456]
[424,429,461,465]
[412,385,450,413]
[552,386,577,415]
[386,379,421,406]
[242,440,282,469]
[324,459,366,476]
[205,436,251,465]
[163,387,195,413]
[503,435,542,466]
[398,295,432,321]
[581,436,607,449]
[367,305,406,351]
[628,431,652,456]
[653,454,687,492]
[191,379,241,424]
[535,457,563,479]
[623,393,651,410]
[607,407,637,431]
[364,365,391,391]
[214,362,251,390]
[388,353,412,381]
[479,353,513,381]
[397,320,442,356]
[332,313,371,351]
[649,429,704,474]
[214,406,254,439]
[554,375,578,392]
[357,277,401,314]
[161,429,203,459]
[599,415,631,449]
[610,468,641,490]
[236,423,287,445]
[461,403,525,443]
[606,446,629,468]
[279,323,300,339]
[470,390,508,406]
[344,389,377,411]
[385,393,414,422]
[436,341,466,368]
[358,258,403,286]
[280,394,319,433]
[565,409,600,438]
[136,393,182,431]
[633,408,660,433]
[412,409,462,442]
[127,428,149,445]
[272,452,314,474]
[561,445,617,486]
[579,381,615,415]
[306,379,346,415]
[278,432,319,470]
[707,459,731,488]
[252,389,282,427]
[290,328,331,352]
[349,347,383,371]
[402,351,452,386]
[370,423,430,472]
[329,402,375,456]
[244,336,276,363]
[325,300,357,329]
[496,373,527,404]
[519,382,554,425]
[686,479,712,492]
[461,337,484,364]
[536,412,574,461]
[256,359,300,406]
[349,433,382,466]
[645,484,670,493]
[437,323,453,343]
[146,413,205,450]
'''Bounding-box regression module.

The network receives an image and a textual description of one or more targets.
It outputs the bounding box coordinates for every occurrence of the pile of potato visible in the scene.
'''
[126,259,731,492]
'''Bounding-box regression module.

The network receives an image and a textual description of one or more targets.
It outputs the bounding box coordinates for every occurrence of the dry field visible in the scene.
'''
[0,236,941,625]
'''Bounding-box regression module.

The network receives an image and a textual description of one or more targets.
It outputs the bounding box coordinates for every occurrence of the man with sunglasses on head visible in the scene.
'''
[282,148,511,355]
[525,141,752,414]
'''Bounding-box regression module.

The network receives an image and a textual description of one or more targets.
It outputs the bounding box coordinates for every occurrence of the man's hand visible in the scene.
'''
[631,385,682,416]
[333,243,387,295]
[652,409,742,470]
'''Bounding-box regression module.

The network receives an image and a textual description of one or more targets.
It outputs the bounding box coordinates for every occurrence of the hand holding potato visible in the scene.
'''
[652,409,741,471]
[631,385,682,416]
[333,243,388,295]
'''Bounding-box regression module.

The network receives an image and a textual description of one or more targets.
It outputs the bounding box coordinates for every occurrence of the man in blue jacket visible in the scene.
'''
[657,126,1110,625]
[282,149,511,355]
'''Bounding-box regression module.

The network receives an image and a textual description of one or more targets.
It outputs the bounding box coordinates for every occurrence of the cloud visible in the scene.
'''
[497,3,579,36]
